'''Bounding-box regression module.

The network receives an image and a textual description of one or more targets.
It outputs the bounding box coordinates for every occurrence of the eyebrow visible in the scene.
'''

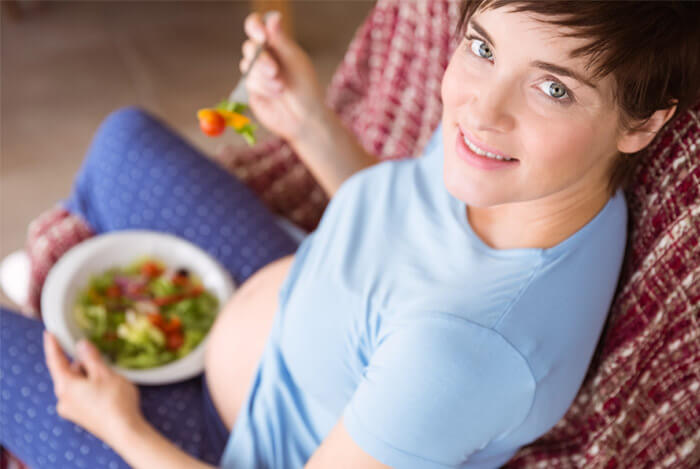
[468,19,598,90]
[531,60,598,90]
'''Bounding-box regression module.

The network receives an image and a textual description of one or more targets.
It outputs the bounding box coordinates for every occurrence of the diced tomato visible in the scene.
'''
[106,284,121,299]
[153,285,202,307]
[153,297,168,307]
[162,316,182,334]
[172,274,189,287]
[154,294,184,307]
[166,332,184,351]
[140,261,164,278]
[147,313,166,328]
[188,285,204,296]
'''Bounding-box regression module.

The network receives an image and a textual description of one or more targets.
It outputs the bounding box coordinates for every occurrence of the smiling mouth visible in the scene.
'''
[460,128,517,161]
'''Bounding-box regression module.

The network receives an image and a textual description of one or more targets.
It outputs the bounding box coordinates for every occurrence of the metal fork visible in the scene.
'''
[229,11,275,104]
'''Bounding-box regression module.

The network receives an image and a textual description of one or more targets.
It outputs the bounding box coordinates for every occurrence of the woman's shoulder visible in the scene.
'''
[348,311,537,461]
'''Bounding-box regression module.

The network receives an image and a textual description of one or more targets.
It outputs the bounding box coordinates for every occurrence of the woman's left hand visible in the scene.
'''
[43,331,142,444]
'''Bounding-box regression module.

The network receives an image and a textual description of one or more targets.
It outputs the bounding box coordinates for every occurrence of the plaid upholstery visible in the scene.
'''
[23,206,94,317]
[10,1,699,468]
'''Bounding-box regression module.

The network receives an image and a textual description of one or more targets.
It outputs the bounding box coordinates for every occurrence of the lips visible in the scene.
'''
[460,128,517,161]
[455,127,519,170]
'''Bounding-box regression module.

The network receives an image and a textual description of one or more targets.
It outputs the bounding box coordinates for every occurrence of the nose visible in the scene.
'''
[464,78,515,133]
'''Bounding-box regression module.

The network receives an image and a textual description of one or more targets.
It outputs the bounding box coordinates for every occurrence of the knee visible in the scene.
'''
[98,106,160,136]
[76,106,164,180]
[85,106,168,168]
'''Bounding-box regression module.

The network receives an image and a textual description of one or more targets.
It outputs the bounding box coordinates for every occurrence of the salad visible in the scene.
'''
[197,99,257,144]
[73,257,219,369]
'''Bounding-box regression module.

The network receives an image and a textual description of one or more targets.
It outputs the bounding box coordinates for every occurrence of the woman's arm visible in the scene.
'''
[241,12,378,198]
[43,332,215,469]
[290,106,378,198]
[112,417,215,469]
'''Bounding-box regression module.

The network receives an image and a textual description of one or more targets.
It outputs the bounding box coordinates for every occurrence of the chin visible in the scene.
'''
[442,150,513,208]
[442,166,510,208]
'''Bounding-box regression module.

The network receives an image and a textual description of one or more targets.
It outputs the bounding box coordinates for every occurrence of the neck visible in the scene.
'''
[466,183,612,250]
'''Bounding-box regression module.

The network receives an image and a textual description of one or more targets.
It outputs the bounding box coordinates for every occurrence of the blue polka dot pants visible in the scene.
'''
[63,106,299,285]
[0,107,301,468]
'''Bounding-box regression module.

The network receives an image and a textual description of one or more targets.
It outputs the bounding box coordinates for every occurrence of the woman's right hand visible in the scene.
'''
[240,11,328,144]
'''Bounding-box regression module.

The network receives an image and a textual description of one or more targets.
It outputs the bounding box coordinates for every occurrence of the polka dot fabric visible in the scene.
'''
[0,309,224,468]
[1,106,301,468]
[63,106,299,286]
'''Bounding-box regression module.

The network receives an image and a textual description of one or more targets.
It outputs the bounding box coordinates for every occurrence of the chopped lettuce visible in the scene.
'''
[117,312,166,347]
[149,276,178,298]
[75,304,108,338]
[73,257,218,370]
[216,99,248,114]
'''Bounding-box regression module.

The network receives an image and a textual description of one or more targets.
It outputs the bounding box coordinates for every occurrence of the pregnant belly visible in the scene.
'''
[204,254,295,430]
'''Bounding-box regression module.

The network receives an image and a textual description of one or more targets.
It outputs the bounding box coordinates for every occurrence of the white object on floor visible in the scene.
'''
[0,250,30,307]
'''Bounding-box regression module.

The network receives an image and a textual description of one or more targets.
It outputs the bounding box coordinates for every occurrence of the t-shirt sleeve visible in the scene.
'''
[341,314,536,468]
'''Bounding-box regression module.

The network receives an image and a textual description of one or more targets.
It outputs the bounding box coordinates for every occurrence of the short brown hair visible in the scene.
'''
[457,1,700,195]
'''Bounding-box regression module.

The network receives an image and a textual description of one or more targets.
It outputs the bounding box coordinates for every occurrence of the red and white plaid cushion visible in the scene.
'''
[23,206,94,317]
[12,1,699,468]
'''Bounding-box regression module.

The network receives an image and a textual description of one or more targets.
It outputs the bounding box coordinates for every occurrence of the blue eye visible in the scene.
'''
[469,38,494,62]
[538,80,570,101]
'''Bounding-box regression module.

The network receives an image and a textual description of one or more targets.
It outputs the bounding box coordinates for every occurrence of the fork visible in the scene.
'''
[229,11,276,104]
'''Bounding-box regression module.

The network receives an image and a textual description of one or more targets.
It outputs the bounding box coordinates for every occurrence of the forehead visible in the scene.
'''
[473,7,591,62]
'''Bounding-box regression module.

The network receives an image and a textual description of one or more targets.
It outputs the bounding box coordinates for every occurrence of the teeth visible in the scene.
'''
[463,135,514,161]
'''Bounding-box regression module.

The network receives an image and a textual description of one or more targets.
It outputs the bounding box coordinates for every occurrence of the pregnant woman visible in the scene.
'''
[2,2,699,468]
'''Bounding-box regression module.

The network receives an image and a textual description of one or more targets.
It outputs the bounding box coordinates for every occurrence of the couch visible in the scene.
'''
[7,1,699,467]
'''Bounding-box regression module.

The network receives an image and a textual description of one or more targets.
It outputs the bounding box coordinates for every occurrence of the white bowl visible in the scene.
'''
[42,230,235,385]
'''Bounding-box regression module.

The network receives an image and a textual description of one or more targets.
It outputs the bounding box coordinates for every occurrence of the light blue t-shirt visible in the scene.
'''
[220,124,628,468]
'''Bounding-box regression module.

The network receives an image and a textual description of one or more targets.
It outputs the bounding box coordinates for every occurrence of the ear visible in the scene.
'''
[617,103,677,154]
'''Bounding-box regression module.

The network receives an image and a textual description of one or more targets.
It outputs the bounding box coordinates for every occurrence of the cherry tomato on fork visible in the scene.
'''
[197,109,226,137]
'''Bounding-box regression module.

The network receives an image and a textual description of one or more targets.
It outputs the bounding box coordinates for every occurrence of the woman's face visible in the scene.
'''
[441,7,622,208]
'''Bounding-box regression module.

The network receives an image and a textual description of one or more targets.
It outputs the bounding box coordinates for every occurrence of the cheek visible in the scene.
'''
[441,54,471,114]
[441,66,456,112]
[521,119,600,184]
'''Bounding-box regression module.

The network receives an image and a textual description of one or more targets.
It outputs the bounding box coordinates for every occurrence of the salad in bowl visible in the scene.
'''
[42,231,235,385]
[74,257,218,369]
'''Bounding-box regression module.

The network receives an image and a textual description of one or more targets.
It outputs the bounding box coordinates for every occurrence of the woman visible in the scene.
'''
[2,1,699,468]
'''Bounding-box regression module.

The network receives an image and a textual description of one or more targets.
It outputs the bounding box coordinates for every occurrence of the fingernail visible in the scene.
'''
[252,28,266,42]
[264,65,276,77]
[268,10,281,22]
[78,340,89,353]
